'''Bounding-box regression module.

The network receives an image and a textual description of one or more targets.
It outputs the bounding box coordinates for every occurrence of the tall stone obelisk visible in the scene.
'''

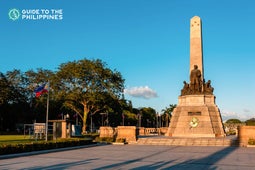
[190,16,203,81]
[166,16,225,138]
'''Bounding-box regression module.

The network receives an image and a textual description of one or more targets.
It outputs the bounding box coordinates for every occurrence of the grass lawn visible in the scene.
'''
[0,134,97,145]
[0,135,41,145]
[0,134,96,155]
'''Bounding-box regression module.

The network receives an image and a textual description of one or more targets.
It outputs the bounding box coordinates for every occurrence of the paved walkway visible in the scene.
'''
[1,144,255,169]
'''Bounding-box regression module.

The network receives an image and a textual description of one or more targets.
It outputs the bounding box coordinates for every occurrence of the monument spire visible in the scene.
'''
[190,16,203,81]
[166,16,225,138]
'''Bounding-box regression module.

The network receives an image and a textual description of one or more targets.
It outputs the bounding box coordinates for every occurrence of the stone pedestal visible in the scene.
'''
[166,95,225,137]
[49,120,71,139]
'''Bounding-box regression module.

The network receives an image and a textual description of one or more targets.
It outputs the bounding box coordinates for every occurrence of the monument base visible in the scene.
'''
[166,95,225,138]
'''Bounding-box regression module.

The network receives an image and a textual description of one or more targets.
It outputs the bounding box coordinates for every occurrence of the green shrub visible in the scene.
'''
[226,130,236,136]
[95,137,114,143]
[248,138,255,145]
[245,118,255,126]
[115,138,126,143]
[0,138,93,155]
[225,119,242,124]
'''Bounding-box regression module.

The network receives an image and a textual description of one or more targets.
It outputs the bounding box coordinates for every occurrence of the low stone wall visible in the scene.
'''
[238,126,255,147]
[138,127,168,136]
[99,126,116,138]
[99,126,169,143]
[116,126,137,142]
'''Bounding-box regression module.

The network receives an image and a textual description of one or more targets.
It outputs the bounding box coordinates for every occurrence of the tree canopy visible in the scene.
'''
[52,59,125,133]
[0,59,126,133]
[225,119,242,124]
[0,59,181,133]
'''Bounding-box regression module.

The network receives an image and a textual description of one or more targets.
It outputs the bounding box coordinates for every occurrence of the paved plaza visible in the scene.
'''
[1,144,255,169]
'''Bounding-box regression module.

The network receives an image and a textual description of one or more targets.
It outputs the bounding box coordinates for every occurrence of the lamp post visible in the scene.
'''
[106,112,109,126]
[138,112,142,127]
[76,114,78,125]
[100,113,106,126]
[90,113,93,132]
[66,113,70,119]
[122,113,124,126]
[156,113,158,128]
[158,113,161,127]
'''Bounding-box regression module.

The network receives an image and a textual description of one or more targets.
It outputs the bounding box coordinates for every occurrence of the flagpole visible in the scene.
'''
[45,81,50,141]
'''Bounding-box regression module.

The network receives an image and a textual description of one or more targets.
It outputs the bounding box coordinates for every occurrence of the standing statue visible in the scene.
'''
[190,65,202,93]
[180,65,214,96]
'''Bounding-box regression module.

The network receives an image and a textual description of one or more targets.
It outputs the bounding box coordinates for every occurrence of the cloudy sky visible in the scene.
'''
[1,0,255,121]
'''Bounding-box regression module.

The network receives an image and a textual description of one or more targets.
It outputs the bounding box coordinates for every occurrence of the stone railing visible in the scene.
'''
[145,128,158,135]
[99,126,169,143]
[141,127,169,135]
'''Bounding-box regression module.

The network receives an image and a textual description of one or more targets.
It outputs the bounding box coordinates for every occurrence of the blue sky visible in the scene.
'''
[1,0,255,121]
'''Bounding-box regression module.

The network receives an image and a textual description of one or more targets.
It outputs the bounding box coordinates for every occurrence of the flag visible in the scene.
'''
[34,83,48,97]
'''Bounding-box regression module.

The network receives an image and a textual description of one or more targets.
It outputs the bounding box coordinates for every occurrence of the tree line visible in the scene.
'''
[0,58,175,134]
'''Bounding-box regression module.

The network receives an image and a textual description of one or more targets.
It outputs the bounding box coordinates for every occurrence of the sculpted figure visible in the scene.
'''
[190,65,202,93]
[181,81,190,95]
[204,80,214,94]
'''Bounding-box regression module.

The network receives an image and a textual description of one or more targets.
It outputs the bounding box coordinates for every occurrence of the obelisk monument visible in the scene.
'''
[166,16,225,138]
[190,16,203,81]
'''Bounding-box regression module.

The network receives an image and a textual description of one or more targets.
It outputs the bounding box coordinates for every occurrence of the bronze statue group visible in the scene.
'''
[181,65,214,96]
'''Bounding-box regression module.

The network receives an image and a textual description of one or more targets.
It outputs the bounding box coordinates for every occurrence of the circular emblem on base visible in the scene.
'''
[190,117,199,128]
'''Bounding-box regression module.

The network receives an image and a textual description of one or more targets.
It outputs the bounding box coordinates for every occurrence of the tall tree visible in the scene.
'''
[139,107,156,127]
[25,69,55,122]
[53,59,125,133]
[161,104,176,127]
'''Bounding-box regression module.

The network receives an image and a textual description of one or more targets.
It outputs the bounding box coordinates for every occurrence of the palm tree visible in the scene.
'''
[161,104,176,127]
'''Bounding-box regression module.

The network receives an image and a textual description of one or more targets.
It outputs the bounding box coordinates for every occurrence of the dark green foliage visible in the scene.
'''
[245,118,255,126]
[161,104,176,127]
[226,130,236,136]
[0,59,126,132]
[248,138,255,145]
[139,107,157,128]
[0,138,93,155]
[115,138,126,143]
[226,119,242,124]
[95,137,114,143]
[52,59,125,133]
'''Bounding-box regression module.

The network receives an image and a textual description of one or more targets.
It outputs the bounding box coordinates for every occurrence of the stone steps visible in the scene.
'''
[130,137,239,146]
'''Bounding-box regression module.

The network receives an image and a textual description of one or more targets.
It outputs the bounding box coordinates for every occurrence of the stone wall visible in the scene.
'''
[116,126,137,142]
[99,127,171,143]
[238,126,255,147]
[99,126,116,138]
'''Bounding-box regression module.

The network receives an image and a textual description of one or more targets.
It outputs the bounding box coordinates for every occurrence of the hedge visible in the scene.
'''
[0,139,94,155]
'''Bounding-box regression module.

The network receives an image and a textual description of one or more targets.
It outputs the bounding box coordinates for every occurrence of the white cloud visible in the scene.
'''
[124,86,158,99]
[221,110,253,122]
[243,109,251,113]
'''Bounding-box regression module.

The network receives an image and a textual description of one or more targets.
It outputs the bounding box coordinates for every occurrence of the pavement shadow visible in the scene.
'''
[92,146,179,170]
[92,146,238,170]
[162,146,238,169]
[25,158,99,170]
[93,139,239,170]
